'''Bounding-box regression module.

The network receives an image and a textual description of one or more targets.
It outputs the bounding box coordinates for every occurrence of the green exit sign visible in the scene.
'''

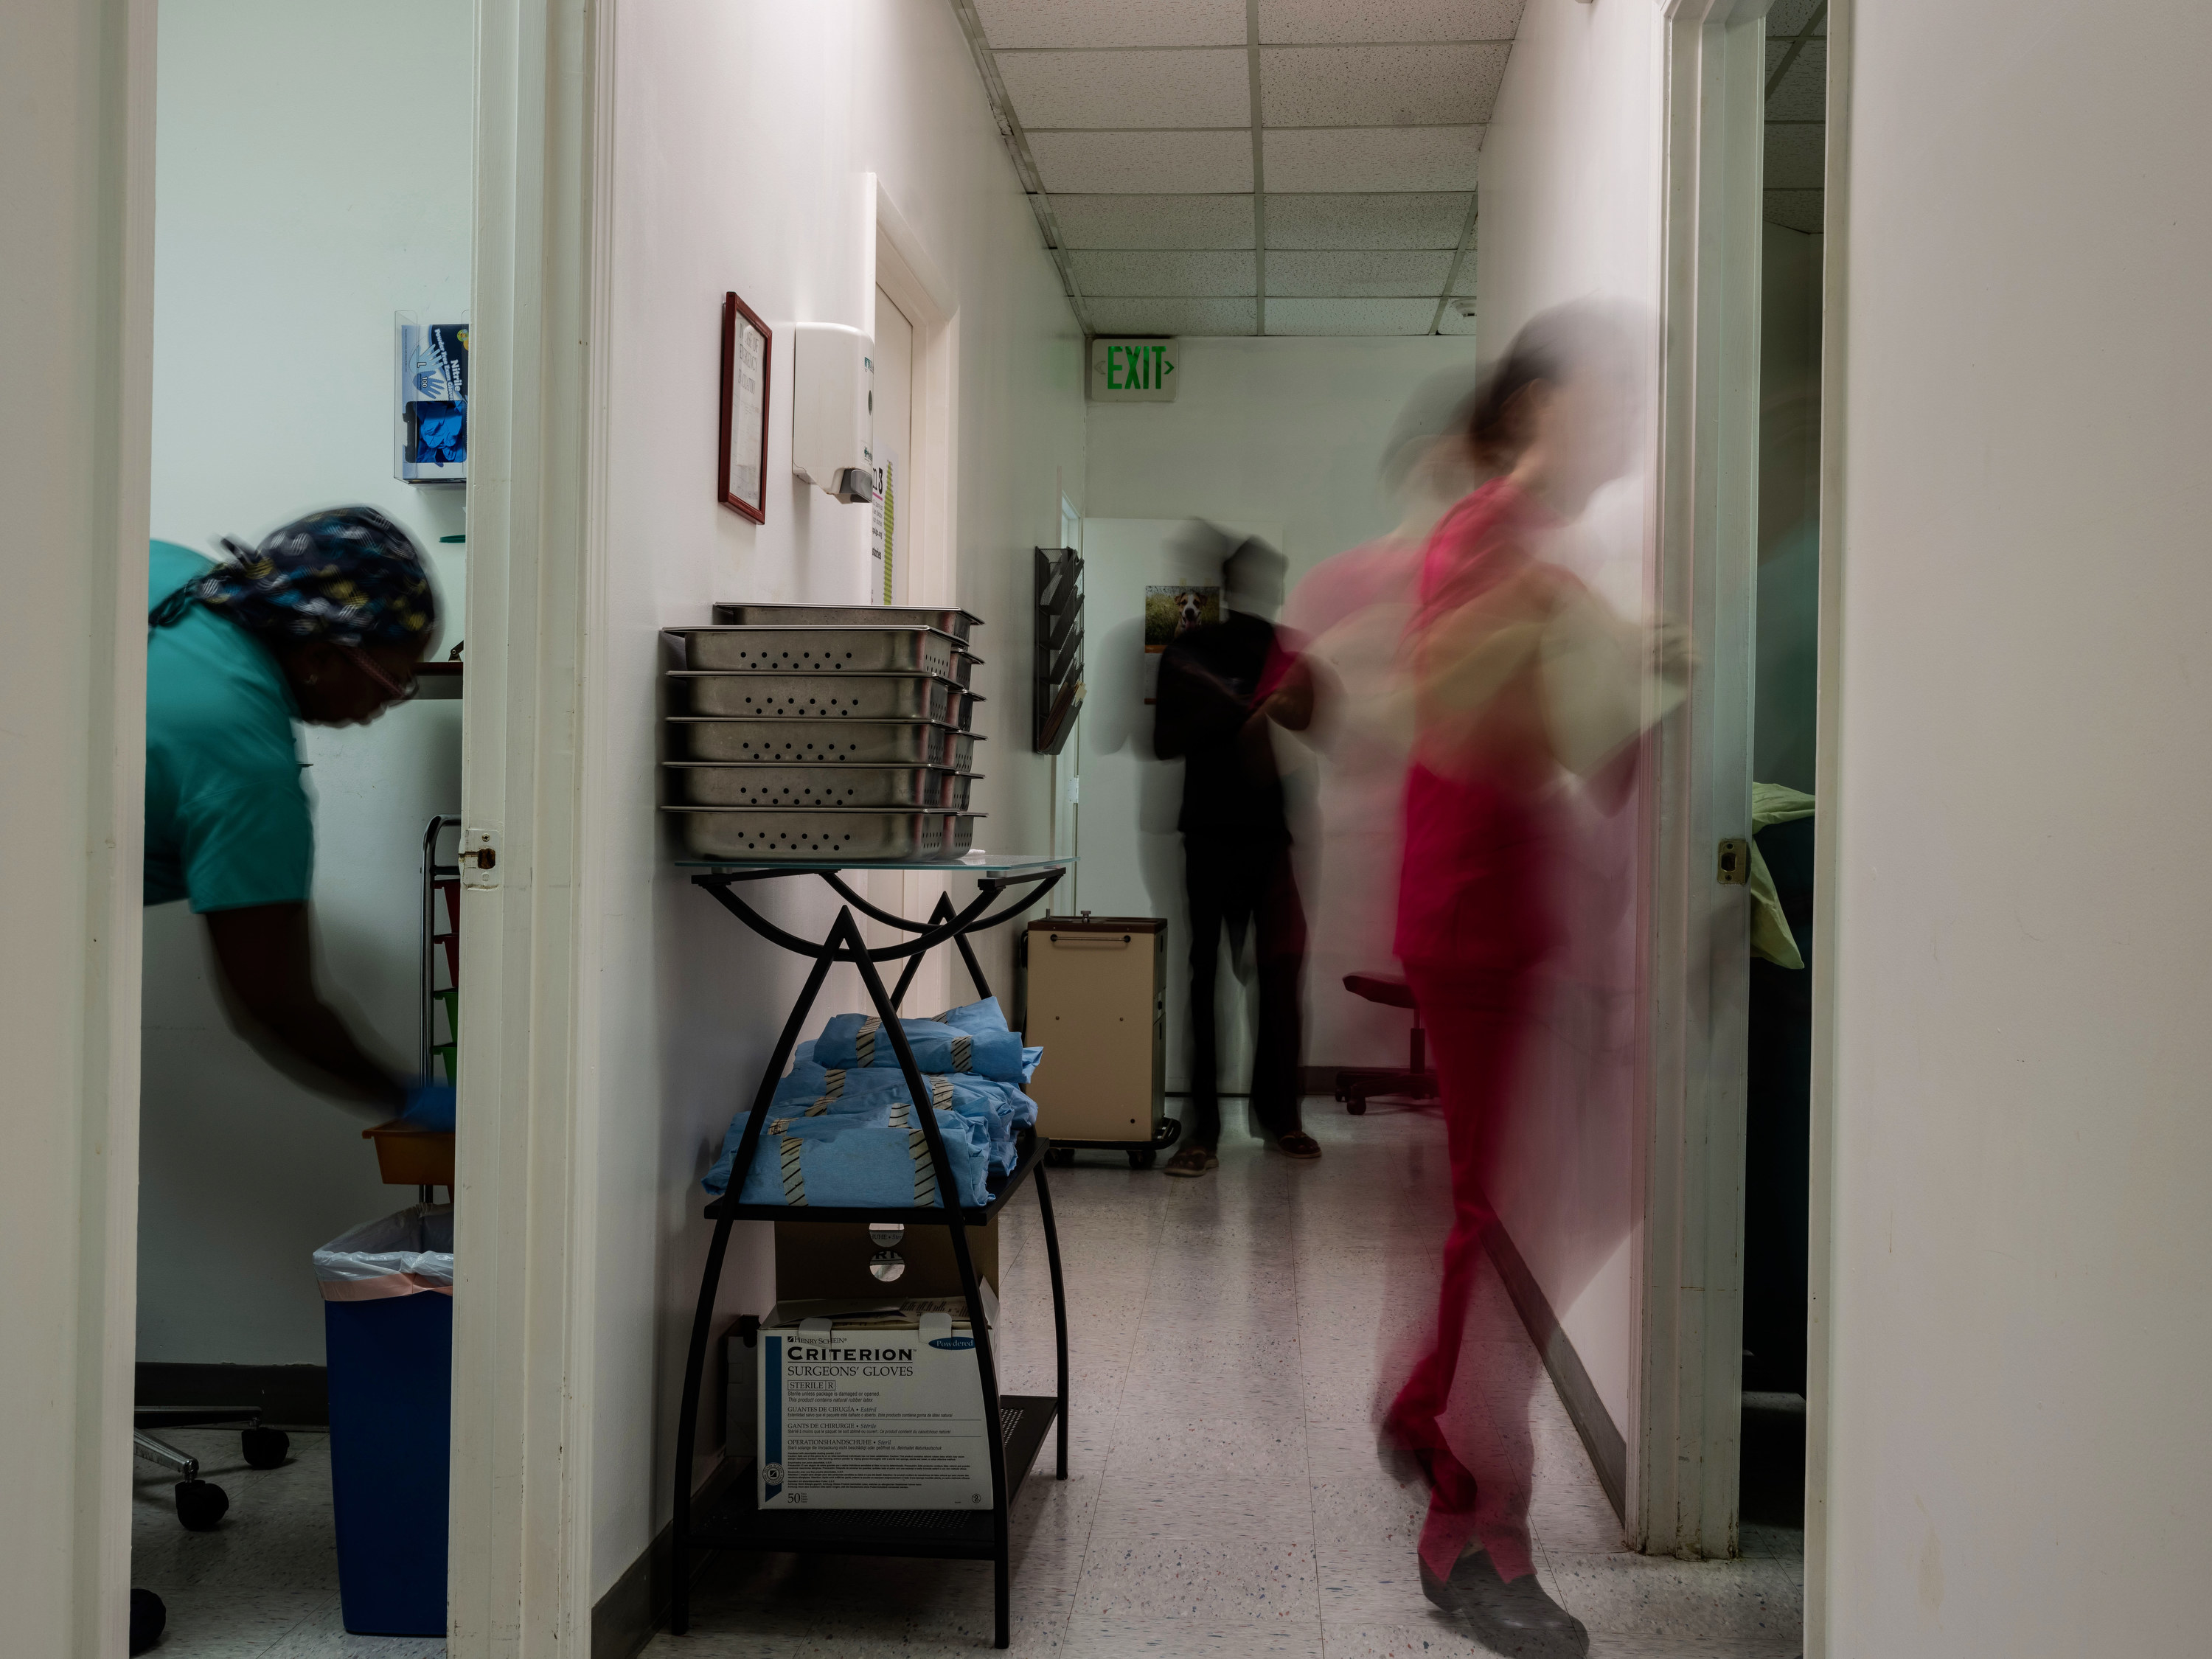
[1089,337,1179,403]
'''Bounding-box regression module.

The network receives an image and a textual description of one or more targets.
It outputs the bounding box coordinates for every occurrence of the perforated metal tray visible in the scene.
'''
[710,602,984,643]
[664,807,982,862]
[667,671,959,723]
[664,762,974,810]
[670,625,964,678]
[664,718,983,768]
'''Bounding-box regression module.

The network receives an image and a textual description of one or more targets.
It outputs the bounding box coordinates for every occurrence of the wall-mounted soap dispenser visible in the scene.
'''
[790,322,874,504]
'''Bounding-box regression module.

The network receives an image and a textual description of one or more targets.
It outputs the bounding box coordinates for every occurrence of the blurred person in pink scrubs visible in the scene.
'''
[1380,302,1680,1658]
[1279,368,1490,1069]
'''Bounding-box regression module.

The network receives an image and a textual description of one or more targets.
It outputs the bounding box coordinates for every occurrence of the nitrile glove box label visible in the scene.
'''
[757,1301,991,1510]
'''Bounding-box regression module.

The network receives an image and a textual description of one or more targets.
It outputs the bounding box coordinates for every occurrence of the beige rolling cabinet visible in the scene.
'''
[1018,915,1175,1169]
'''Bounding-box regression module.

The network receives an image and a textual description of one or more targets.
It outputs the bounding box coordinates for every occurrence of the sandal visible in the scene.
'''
[1163,1144,1218,1178]
[1273,1131,1323,1160]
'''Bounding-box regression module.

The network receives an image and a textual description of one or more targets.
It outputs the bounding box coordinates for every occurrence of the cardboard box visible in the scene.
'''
[751,1293,999,1511]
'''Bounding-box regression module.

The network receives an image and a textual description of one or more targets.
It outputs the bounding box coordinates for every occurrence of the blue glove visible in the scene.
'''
[400,1081,457,1133]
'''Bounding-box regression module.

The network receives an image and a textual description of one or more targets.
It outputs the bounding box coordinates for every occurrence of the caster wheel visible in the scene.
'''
[242,1426,290,1469]
[1346,1096,1368,1116]
[129,1587,167,1655]
[1046,1147,1075,1167]
[1127,1147,1157,1170]
[174,1478,229,1531]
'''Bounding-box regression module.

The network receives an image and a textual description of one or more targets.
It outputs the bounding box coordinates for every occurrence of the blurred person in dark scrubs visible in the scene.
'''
[1153,530,1323,1175]
[143,505,455,1129]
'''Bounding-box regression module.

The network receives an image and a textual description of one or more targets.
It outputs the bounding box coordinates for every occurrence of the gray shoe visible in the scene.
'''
[1434,1551,1588,1658]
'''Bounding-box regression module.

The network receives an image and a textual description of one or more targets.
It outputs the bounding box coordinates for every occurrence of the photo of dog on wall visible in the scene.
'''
[1144,585,1220,653]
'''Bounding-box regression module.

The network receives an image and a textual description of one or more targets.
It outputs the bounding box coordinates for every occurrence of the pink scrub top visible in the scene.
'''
[1394,479,1583,975]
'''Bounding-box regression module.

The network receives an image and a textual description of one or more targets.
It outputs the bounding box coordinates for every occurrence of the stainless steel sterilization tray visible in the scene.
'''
[667,671,960,723]
[710,602,984,643]
[669,625,967,678]
[663,762,978,810]
[663,807,983,862]
[664,718,983,768]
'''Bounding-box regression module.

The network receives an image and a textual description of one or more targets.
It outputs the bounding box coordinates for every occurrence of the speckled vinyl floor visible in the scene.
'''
[132,1101,1802,1658]
[131,1426,440,1658]
[652,1101,1805,1658]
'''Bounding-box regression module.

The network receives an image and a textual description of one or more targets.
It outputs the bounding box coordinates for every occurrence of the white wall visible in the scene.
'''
[1082,335,1481,1071]
[1465,0,1666,1436]
[1826,1,2212,1652]
[585,0,1085,1599]
[139,0,472,1364]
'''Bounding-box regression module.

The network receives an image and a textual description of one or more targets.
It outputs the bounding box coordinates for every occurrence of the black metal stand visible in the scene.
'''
[668,863,1071,1649]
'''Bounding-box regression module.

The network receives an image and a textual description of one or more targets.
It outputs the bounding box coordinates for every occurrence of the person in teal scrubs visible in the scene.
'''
[145,505,453,1129]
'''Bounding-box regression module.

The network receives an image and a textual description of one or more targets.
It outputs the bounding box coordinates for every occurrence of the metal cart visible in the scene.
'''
[668,855,1071,1650]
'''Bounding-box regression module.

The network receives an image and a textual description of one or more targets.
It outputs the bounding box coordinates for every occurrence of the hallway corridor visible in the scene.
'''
[655,1105,1803,1658]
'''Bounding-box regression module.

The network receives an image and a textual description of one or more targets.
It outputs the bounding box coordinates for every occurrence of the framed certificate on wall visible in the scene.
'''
[718,291,771,523]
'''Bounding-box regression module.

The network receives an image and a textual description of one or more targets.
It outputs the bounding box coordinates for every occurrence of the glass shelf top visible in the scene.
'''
[678,852,1073,874]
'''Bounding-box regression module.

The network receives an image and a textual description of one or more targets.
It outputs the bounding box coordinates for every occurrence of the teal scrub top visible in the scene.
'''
[144,540,315,911]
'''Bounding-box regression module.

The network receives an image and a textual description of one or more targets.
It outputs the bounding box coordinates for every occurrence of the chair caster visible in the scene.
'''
[1127,1147,1157,1170]
[1046,1147,1076,1167]
[130,1587,167,1655]
[1345,1095,1368,1116]
[241,1426,290,1469]
[174,1478,229,1531]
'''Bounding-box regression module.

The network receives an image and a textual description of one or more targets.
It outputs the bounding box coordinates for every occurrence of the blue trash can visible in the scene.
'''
[313,1206,454,1637]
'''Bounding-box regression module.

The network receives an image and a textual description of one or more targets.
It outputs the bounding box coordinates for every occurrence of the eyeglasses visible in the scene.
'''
[345,647,419,704]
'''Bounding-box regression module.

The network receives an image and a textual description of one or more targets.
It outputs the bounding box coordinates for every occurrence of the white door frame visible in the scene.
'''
[4,1,156,1651]
[1803,2,1853,1649]
[1638,0,1771,1562]
[8,0,608,1649]
[448,0,608,1652]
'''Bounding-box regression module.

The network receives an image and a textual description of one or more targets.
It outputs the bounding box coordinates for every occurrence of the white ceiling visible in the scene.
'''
[948,0,1527,337]
[1764,0,1828,234]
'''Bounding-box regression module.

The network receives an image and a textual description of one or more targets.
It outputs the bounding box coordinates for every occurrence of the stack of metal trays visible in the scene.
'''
[663,605,986,862]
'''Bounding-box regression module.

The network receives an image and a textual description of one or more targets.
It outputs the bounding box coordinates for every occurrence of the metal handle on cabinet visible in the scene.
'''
[1047,933,1132,948]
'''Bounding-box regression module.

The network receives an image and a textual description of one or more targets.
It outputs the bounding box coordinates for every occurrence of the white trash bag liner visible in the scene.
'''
[313,1204,455,1302]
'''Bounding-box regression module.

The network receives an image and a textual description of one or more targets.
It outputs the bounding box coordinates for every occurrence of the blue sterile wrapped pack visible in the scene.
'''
[701,1099,991,1208]
[813,1012,1028,1081]
[765,1059,1033,1174]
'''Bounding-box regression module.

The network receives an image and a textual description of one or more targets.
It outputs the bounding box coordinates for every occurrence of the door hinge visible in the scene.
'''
[462,827,502,889]
[1717,837,1751,886]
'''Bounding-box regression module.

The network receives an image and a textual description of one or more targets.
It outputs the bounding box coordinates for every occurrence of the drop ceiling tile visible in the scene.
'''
[1029,130,1253,194]
[1085,297,1258,336]
[1071,250,1257,296]
[1265,297,1439,335]
[1767,40,1826,121]
[973,0,1246,49]
[1450,256,1478,296]
[997,49,1250,131]
[1437,298,1481,335]
[1053,194,1256,249]
[1265,192,1471,248]
[1262,44,1509,127]
[1263,127,1483,192]
[1265,249,1453,297]
[1764,189,1825,236]
[1764,122,1826,191]
[1259,0,1525,44]
[1766,0,1824,38]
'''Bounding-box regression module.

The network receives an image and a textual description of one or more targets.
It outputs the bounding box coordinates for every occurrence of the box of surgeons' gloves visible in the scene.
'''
[739,1291,1000,1510]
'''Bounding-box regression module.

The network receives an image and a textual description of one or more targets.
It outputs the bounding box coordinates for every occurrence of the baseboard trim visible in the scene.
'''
[1481,1220,1628,1521]
[135,1362,329,1428]
[591,1456,741,1659]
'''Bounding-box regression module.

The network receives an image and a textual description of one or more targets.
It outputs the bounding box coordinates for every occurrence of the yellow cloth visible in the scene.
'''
[1748,782,1815,969]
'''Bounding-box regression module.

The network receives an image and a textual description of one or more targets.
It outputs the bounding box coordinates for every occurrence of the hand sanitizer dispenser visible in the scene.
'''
[790,322,874,503]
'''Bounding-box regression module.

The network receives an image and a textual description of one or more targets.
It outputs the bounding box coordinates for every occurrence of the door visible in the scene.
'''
[872,288,913,608]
